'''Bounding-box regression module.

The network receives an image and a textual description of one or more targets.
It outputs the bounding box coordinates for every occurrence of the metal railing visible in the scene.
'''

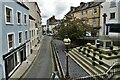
[75,61,120,80]
[51,40,64,79]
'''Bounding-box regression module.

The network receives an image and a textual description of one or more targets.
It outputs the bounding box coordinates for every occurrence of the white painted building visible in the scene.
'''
[24,2,42,51]
[100,0,120,46]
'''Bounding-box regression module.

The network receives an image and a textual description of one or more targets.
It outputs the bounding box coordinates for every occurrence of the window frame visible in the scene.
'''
[5,5,14,24]
[16,10,22,25]
[110,0,116,8]
[93,8,97,14]
[18,31,23,45]
[24,13,28,25]
[25,30,28,41]
[110,12,115,19]
[7,32,15,51]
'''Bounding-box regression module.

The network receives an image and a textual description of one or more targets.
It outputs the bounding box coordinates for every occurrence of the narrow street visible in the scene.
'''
[24,36,52,78]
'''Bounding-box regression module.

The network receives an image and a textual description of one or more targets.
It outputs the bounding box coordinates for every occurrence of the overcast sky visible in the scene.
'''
[29,0,94,25]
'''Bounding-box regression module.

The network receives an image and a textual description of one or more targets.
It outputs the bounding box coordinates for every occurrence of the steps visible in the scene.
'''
[68,45,120,79]
[68,48,110,76]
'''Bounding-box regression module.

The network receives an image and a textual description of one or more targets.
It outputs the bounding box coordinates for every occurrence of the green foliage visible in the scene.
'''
[54,16,91,41]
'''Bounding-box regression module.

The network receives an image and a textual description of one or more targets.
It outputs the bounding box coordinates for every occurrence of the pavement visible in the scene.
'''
[10,36,44,79]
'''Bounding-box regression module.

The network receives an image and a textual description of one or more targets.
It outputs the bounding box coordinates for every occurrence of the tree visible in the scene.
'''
[54,16,92,41]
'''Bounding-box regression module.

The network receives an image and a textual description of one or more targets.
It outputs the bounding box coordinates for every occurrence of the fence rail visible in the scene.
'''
[75,61,120,80]
[51,40,64,79]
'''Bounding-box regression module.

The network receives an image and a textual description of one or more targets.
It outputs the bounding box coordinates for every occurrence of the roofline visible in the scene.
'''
[16,2,29,10]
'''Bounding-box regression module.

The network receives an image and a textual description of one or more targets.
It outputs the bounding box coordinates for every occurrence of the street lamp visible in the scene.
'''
[63,35,71,79]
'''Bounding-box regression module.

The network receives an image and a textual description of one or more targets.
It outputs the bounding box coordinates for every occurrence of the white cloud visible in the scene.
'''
[30,0,94,25]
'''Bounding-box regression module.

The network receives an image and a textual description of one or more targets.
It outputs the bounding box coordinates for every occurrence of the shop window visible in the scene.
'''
[6,52,18,76]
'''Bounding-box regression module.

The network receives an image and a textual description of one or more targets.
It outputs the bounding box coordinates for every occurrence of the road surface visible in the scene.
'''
[24,36,52,78]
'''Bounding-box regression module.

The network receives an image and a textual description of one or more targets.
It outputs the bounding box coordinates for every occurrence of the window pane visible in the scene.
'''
[110,13,115,19]
[9,42,12,48]
[17,12,21,23]
[14,52,18,66]
[8,35,12,41]
[110,0,116,8]
[6,7,12,23]
[19,33,22,43]
[24,15,27,24]
[8,34,13,48]
[6,8,10,16]
[7,16,10,22]
[25,31,27,40]
[93,8,97,14]
[6,55,14,74]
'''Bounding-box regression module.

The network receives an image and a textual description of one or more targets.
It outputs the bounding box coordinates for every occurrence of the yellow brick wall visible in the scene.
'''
[67,5,100,28]
[88,17,100,27]
[87,6,100,19]
[73,11,83,19]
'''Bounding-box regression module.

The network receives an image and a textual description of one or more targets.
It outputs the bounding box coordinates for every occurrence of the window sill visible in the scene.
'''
[17,24,22,26]
[19,43,22,46]
[24,24,27,26]
[6,22,14,25]
[8,47,14,52]
[109,18,115,20]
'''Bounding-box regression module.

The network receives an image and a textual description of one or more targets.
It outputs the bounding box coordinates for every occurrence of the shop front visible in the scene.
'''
[3,43,27,79]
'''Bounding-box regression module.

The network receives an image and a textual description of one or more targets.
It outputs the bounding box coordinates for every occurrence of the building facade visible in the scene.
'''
[0,1,30,79]
[66,2,102,36]
[46,16,56,34]
[24,2,42,51]
[100,0,120,45]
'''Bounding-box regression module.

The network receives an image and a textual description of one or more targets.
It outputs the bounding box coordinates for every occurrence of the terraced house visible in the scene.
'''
[0,0,30,79]
[66,2,102,36]
[47,15,56,34]
[24,2,42,52]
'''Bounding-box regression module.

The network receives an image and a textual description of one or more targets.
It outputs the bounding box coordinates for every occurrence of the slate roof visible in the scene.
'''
[66,1,102,15]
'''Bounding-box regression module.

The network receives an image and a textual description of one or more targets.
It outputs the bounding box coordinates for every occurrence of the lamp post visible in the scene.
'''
[63,35,71,79]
